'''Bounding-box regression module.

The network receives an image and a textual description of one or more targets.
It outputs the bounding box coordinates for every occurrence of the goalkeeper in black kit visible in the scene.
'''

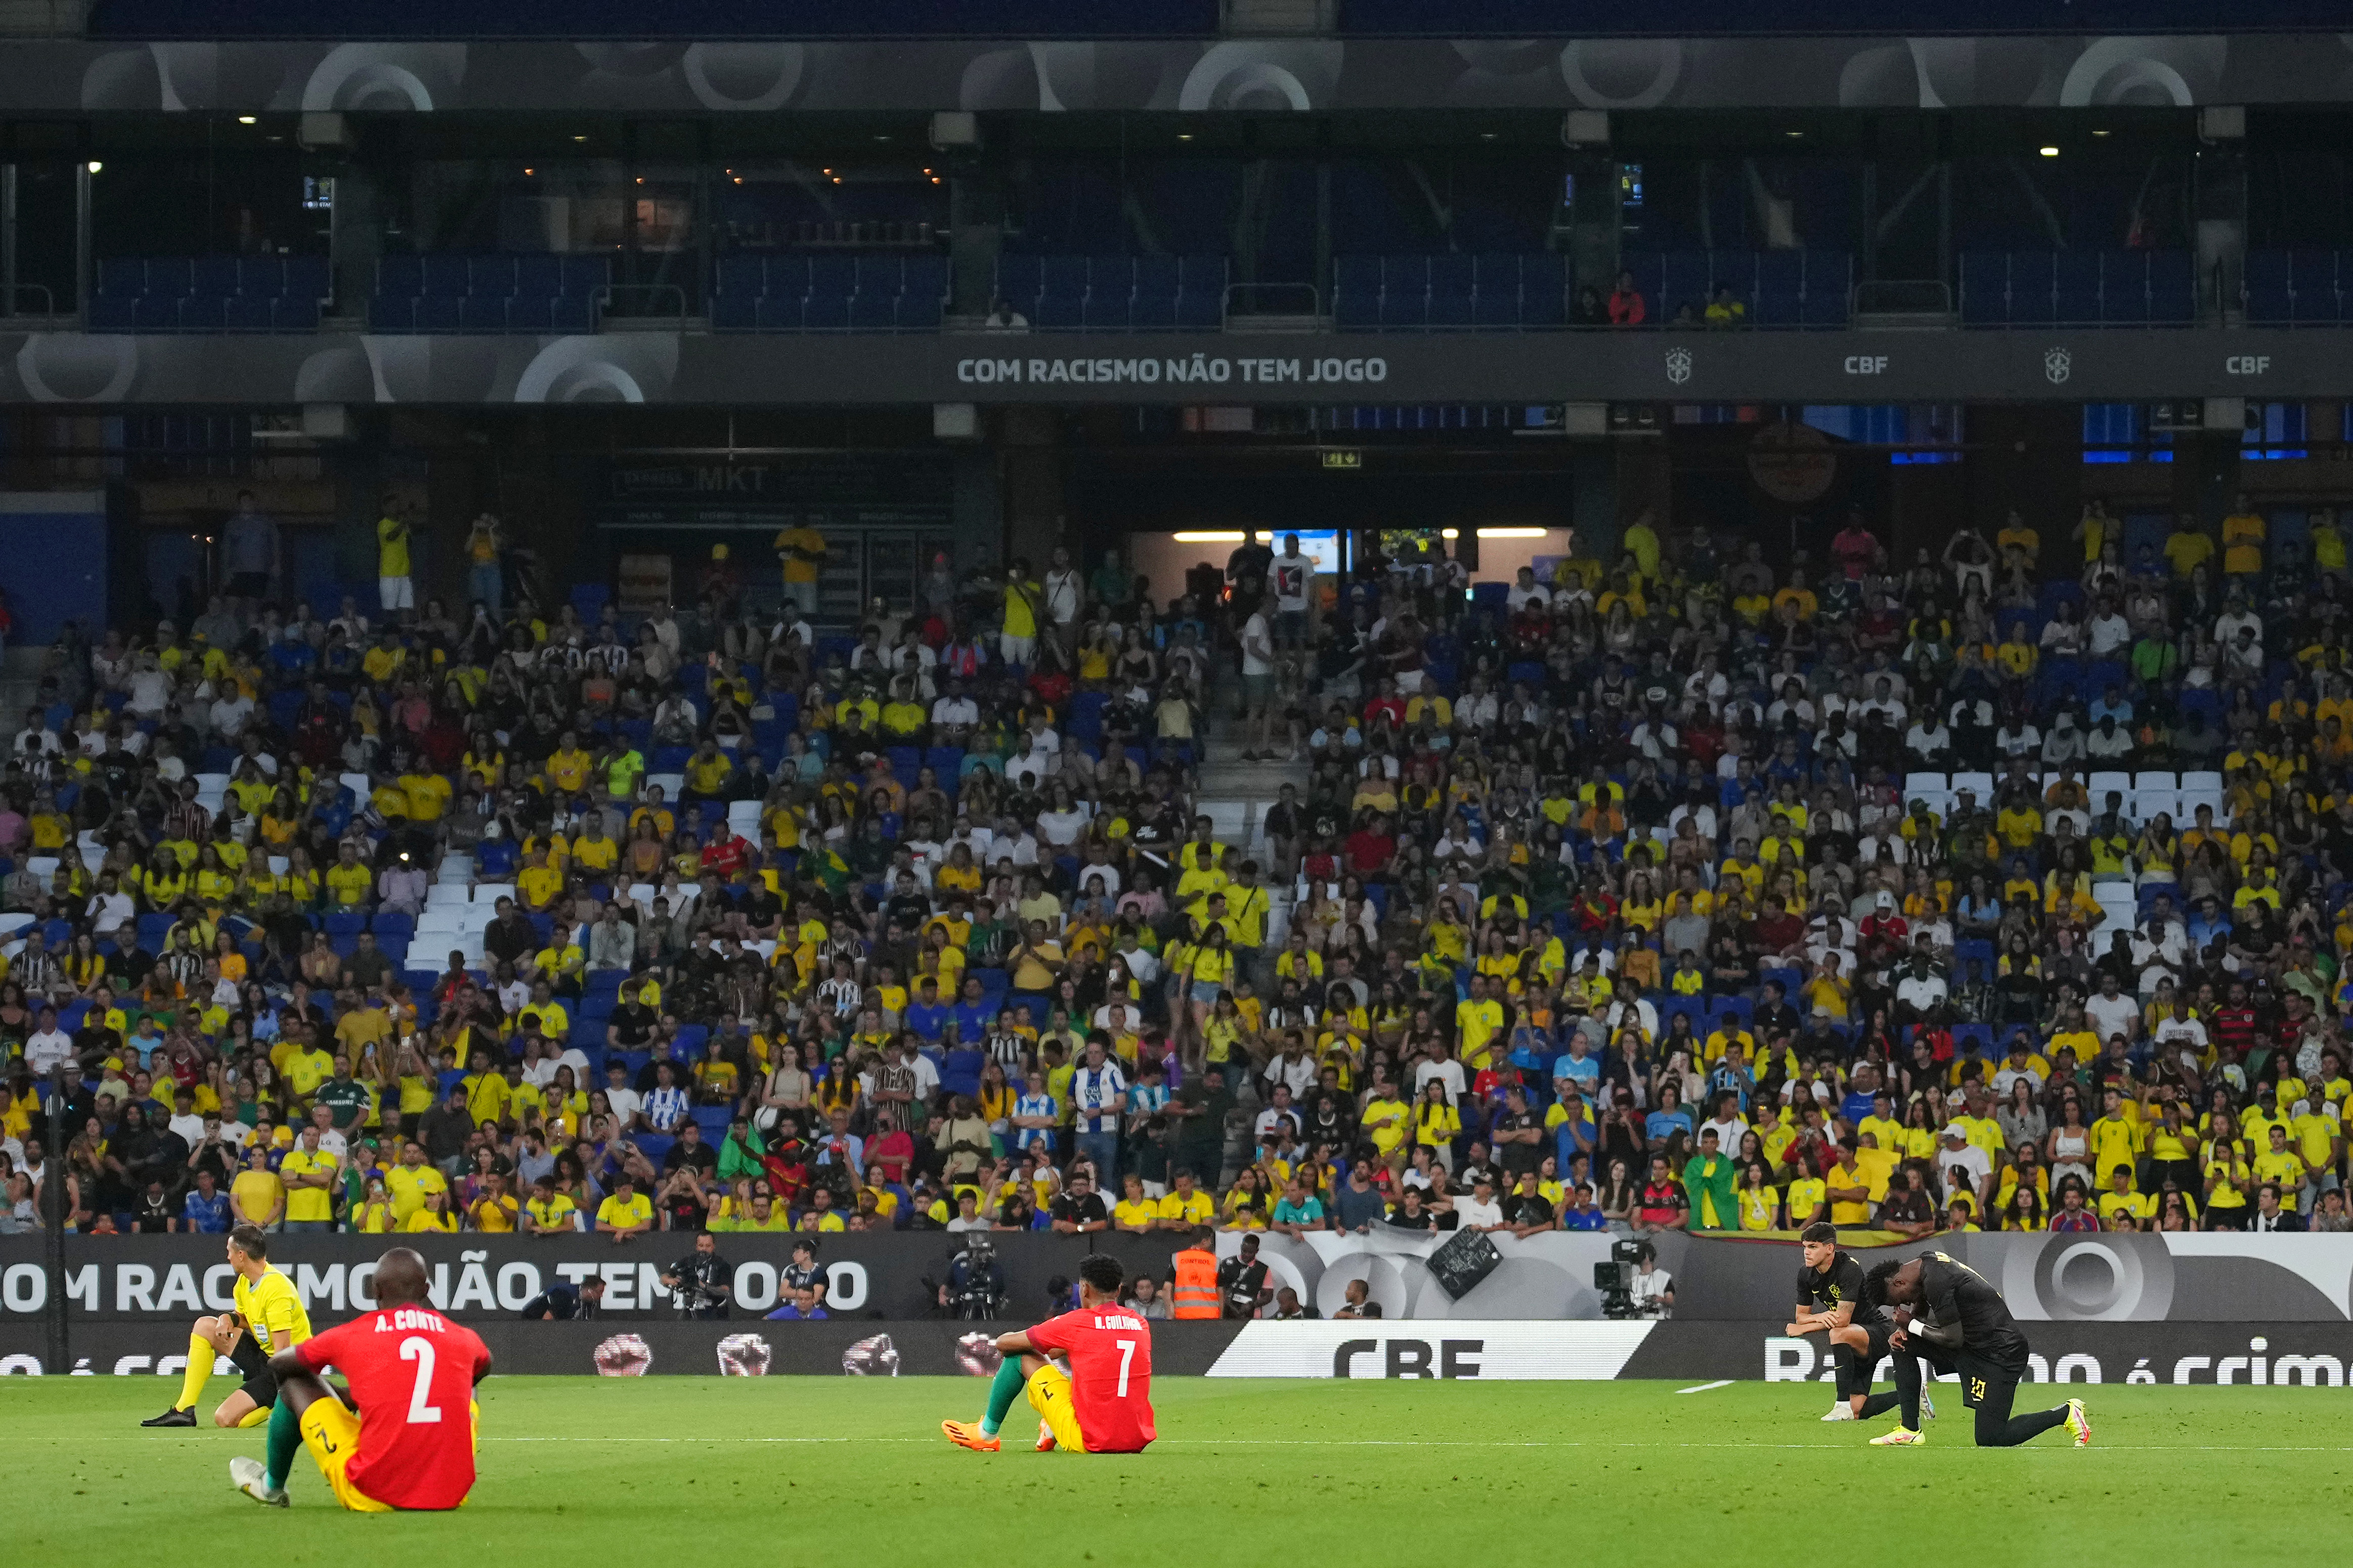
[1862,1252,2091,1449]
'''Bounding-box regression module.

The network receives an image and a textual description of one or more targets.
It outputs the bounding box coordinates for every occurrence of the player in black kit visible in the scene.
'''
[1785,1222,1930,1424]
[1862,1251,2092,1449]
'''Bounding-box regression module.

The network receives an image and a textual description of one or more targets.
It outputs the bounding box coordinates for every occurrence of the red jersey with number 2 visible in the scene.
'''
[1024,1307,1156,1453]
[294,1305,491,1509]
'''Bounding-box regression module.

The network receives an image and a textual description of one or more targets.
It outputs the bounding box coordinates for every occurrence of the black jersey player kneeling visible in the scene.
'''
[1861,1251,2091,1449]
[1788,1221,1931,1425]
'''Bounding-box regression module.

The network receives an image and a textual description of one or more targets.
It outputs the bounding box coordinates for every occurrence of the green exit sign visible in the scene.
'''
[1321,449,1362,470]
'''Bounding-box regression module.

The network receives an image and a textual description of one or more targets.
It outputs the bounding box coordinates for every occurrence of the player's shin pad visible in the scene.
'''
[263,1397,302,1493]
[980,1357,1026,1438]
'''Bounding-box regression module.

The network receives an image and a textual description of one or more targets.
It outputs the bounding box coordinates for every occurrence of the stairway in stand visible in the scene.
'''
[1190,699,1309,944]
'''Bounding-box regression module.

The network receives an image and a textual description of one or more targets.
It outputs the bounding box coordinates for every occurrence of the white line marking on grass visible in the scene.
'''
[482,1437,2353,1453]
[1676,1380,1734,1394]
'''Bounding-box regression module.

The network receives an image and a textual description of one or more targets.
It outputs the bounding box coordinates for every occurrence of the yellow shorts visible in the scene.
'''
[1026,1362,1087,1454]
[298,1397,391,1513]
[299,1397,482,1511]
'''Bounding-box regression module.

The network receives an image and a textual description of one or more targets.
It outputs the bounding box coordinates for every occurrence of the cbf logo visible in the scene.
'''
[1664,347,1692,385]
[2043,346,2071,385]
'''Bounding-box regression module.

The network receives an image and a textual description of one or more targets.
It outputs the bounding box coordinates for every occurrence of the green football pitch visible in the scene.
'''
[10,1376,2347,1561]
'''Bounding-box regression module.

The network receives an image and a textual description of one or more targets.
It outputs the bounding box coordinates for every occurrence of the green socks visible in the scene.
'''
[263,1397,303,1492]
[979,1357,1026,1437]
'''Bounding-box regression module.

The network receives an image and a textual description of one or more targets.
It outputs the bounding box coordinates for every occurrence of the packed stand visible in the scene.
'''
[3,495,2350,1256]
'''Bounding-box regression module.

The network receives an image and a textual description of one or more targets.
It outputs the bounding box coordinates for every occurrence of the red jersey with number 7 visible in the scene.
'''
[292,1305,491,1509]
[1024,1307,1156,1453]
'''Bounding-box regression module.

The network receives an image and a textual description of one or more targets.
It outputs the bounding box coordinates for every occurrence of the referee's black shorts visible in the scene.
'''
[229,1330,279,1410]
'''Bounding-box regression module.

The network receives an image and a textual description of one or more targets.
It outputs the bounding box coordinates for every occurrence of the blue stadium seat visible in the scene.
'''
[995,253,1042,304]
[560,255,612,295]
[1380,287,1427,330]
[904,254,948,300]
[469,255,517,297]
[1473,283,1520,328]
[2099,250,2149,323]
[1519,255,1565,324]
[1959,250,2008,325]
[515,253,562,299]
[896,291,943,331]
[1799,290,1848,327]
[285,255,330,300]
[377,256,423,297]
[550,293,595,333]
[2291,250,2340,324]
[1173,290,1223,330]
[1082,291,1132,331]
[192,256,240,298]
[97,258,146,299]
[506,295,555,332]
[2054,252,2101,324]
[2148,250,2195,323]
[1427,292,1472,328]
[421,254,469,297]
[2008,253,2056,325]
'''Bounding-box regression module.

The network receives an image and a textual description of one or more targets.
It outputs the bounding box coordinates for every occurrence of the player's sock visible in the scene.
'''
[237,1405,271,1428]
[1893,1353,1922,1430]
[262,1398,302,1493]
[1856,1392,1900,1420]
[978,1357,1026,1438]
[172,1333,214,1412]
[1978,1405,2071,1448]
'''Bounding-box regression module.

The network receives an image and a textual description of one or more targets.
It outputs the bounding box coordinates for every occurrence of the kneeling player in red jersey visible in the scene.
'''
[943,1253,1155,1455]
[230,1247,494,1511]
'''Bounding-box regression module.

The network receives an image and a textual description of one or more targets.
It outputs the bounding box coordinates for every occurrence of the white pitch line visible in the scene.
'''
[1676,1380,1734,1394]
[481,1436,2353,1453]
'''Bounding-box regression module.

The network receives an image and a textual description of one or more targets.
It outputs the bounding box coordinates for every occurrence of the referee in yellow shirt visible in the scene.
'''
[143,1224,314,1430]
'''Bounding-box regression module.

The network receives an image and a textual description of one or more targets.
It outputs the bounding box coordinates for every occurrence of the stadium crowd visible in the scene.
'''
[2,495,2352,1247]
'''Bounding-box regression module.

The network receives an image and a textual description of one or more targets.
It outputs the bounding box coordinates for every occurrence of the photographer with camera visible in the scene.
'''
[1630,1241,1674,1317]
[937,1232,1009,1320]
[1594,1237,1674,1319]
[659,1232,734,1319]
[518,1274,606,1321]
[1216,1232,1274,1320]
